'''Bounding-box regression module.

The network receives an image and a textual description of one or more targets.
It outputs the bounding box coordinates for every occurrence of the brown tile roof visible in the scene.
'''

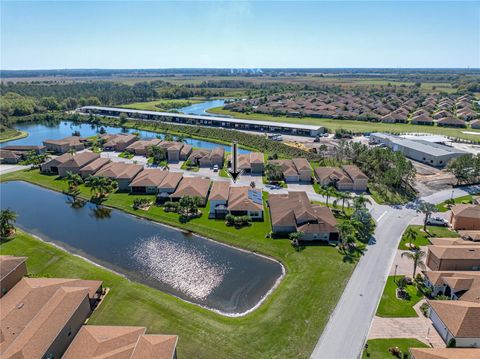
[63,325,146,359]
[57,151,100,169]
[428,300,480,337]
[160,141,184,151]
[410,348,480,359]
[126,138,162,151]
[0,278,102,358]
[459,230,480,241]
[269,191,337,232]
[130,334,178,359]
[0,255,27,283]
[171,177,210,199]
[292,158,312,172]
[451,204,480,220]
[129,169,168,188]
[423,270,480,286]
[270,159,298,177]
[437,117,466,126]
[314,167,353,184]
[45,152,75,166]
[429,237,480,246]
[158,172,183,189]
[95,162,143,180]
[102,134,137,148]
[209,181,230,201]
[250,152,264,164]
[2,145,45,152]
[43,136,84,146]
[428,245,480,260]
[0,150,19,160]
[341,165,368,180]
[227,187,263,212]
[79,157,111,174]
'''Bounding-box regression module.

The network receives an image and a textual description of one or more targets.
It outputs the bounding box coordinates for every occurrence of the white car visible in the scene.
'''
[426,216,448,227]
[213,165,219,172]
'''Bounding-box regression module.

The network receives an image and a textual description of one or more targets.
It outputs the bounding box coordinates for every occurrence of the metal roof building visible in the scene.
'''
[370,132,467,167]
[79,106,325,137]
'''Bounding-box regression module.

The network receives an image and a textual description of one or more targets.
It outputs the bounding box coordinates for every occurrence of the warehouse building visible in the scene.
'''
[79,106,325,137]
[370,133,466,167]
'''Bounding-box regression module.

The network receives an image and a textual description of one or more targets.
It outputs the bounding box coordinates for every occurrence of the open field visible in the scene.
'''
[376,276,424,317]
[208,107,480,141]
[0,125,27,143]
[0,170,356,359]
[361,338,429,358]
[398,225,459,250]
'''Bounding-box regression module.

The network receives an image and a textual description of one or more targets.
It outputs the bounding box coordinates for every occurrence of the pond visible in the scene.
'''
[1,118,250,154]
[0,181,283,315]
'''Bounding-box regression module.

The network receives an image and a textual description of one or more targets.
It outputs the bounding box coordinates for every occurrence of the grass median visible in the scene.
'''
[0,169,356,359]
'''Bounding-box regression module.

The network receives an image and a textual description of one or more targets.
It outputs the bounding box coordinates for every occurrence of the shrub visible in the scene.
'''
[447,338,456,348]
[388,346,402,358]
[164,201,180,212]
[420,302,430,317]
[226,214,251,228]
[133,198,151,210]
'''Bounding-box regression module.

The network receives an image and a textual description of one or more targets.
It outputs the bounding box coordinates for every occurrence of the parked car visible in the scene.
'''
[426,216,448,226]
[213,165,219,172]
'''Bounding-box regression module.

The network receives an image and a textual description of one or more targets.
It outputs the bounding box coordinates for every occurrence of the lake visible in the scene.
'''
[2,117,249,154]
[0,181,283,315]
[177,99,227,116]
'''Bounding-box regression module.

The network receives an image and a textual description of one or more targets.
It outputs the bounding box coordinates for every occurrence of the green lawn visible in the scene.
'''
[437,194,477,212]
[398,225,459,250]
[120,99,201,111]
[207,107,480,142]
[376,276,424,317]
[362,338,429,358]
[0,169,356,359]
[0,125,28,143]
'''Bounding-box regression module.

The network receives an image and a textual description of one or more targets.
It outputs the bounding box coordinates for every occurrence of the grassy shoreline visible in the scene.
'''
[207,107,480,142]
[0,170,356,358]
[0,128,28,143]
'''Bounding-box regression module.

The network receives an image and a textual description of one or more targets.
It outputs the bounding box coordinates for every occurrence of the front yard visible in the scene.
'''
[376,276,424,318]
[398,225,459,250]
[0,169,356,359]
[362,338,429,358]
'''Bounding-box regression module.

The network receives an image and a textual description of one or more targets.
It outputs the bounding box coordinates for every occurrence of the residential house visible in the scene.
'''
[157,172,183,201]
[470,120,480,129]
[411,115,434,125]
[43,136,85,154]
[188,147,225,168]
[269,158,312,183]
[426,245,480,271]
[159,141,192,162]
[227,152,264,174]
[0,149,20,164]
[429,237,480,246]
[314,165,368,191]
[423,270,480,299]
[79,157,111,178]
[101,134,137,152]
[94,162,144,191]
[126,138,162,156]
[227,186,264,219]
[459,230,480,242]
[437,117,467,128]
[170,176,211,205]
[450,204,480,230]
[268,191,338,241]
[209,181,230,218]
[0,256,27,298]
[129,169,168,194]
[55,152,100,177]
[63,326,178,359]
[409,348,480,359]
[2,145,46,155]
[0,277,103,359]
[428,300,480,347]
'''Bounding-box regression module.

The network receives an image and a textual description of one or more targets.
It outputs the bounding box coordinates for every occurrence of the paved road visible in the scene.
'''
[310,184,480,359]
[0,164,29,175]
[310,205,416,359]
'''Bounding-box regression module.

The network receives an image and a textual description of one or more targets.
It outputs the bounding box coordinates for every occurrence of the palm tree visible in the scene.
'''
[338,220,356,252]
[0,209,17,238]
[337,191,353,213]
[404,227,417,249]
[401,249,426,278]
[65,171,83,196]
[416,201,437,232]
[353,194,371,210]
[324,185,337,207]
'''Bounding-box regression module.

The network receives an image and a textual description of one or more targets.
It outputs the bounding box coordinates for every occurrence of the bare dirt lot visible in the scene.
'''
[412,161,456,197]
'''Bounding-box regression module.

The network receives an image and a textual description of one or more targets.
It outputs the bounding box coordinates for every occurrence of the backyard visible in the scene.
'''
[0,169,356,358]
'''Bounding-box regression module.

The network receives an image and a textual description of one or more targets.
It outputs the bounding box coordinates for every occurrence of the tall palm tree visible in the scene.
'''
[401,249,426,278]
[338,191,353,213]
[0,209,17,238]
[338,220,356,252]
[324,185,337,207]
[404,227,417,249]
[65,171,83,195]
[353,194,371,210]
[416,201,437,232]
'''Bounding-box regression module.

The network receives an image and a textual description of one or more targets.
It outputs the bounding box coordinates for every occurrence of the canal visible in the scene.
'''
[0,181,283,315]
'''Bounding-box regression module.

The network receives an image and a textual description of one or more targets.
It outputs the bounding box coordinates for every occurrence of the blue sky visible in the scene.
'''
[1,1,478,69]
